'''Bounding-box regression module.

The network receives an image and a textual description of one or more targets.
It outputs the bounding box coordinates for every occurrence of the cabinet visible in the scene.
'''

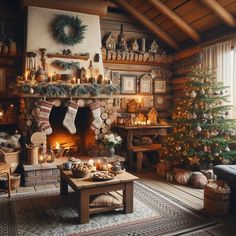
[111,125,170,171]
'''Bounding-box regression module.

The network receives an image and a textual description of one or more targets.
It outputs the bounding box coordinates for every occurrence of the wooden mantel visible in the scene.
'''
[21,0,108,16]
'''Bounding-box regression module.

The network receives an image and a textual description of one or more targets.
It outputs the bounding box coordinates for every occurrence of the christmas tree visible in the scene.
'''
[166,67,236,170]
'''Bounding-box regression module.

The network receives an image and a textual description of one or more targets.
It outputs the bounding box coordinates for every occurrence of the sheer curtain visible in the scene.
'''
[202,39,236,118]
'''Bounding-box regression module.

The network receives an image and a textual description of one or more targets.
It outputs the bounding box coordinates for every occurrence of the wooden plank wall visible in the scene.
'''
[100,10,172,118]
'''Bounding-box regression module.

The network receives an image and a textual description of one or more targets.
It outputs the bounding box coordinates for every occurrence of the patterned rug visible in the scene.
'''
[0,182,216,236]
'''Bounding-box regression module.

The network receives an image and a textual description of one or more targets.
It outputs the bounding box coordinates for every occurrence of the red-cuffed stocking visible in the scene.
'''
[89,101,103,130]
[37,100,53,135]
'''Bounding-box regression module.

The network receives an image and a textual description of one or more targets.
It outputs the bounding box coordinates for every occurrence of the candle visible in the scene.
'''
[77,78,80,84]
[72,77,76,84]
[49,73,53,82]
[96,159,102,170]
[147,120,151,125]
[25,71,28,81]
[108,79,112,85]
[88,159,94,166]
[46,154,53,163]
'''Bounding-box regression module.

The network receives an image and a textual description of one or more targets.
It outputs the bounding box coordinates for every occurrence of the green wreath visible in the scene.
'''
[52,15,87,46]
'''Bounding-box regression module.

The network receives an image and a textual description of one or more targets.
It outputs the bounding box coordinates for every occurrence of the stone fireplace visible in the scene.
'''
[20,96,117,186]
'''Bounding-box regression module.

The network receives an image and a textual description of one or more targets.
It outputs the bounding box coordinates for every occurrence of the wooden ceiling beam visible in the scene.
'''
[201,0,236,27]
[21,0,108,16]
[148,0,201,42]
[114,0,179,50]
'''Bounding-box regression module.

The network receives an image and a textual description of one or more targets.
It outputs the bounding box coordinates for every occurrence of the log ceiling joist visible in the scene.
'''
[201,0,236,28]
[21,0,108,16]
[147,0,201,42]
[114,0,179,50]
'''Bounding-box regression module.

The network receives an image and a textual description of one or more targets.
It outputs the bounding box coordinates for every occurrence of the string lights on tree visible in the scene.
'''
[166,67,236,170]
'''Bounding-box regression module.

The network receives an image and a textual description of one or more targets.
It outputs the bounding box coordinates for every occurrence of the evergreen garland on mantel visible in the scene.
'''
[20,82,119,97]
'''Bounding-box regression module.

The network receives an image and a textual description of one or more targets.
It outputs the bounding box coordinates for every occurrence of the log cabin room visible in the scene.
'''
[0,0,236,235]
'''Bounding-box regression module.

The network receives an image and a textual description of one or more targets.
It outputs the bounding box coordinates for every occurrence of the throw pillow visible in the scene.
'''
[189,171,208,188]
[175,171,192,185]
[90,191,122,207]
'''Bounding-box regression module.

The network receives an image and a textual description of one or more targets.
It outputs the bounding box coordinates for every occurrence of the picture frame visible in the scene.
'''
[111,71,119,84]
[154,79,166,93]
[154,95,167,109]
[139,74,152,95]
[0,68,6,92]
[121,75,137,94]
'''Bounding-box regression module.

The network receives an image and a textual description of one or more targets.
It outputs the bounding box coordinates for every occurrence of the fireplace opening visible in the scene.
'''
[47,105,96,156]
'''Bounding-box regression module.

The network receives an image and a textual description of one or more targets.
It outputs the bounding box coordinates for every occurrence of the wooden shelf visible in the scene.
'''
[103,59,171,66]
[47,53,90,60]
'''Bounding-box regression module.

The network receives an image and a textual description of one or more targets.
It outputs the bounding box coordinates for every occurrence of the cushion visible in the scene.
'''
[189,171,208,188]
[175,171,192,185]
[90,191,122,208]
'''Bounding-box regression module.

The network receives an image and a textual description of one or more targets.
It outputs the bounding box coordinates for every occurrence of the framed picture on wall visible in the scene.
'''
[0,68,6,92]
[121,75,137,94]
[154,79,166,93]
[139,74,152,95]
[154,95,167,109]
[111,71,119,84]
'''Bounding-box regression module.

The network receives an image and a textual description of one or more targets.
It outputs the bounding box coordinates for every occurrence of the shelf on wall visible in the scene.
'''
[103,59,171,66]
[0,54,22,59]
[47,53,90,60]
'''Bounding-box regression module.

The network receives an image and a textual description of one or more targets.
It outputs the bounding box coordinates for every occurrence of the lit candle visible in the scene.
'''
[96,159,102,170]
[25,71,29,81]
[88,159,94,166]
[46,154,52,163]
[72,77,76,84]
[39,154,45,164]
[147,120,151,125]
[77,78,80,84]
[49,73,53,82]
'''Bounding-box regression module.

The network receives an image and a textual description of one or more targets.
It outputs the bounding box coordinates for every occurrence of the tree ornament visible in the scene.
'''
[204,145,208,152]
[225,111,229,116]
[183,151,187,156]
[225,147,230,152]
[200,88,205,95]
[190,90,197,98]
[176,146,181,151]
[52,15,87,46]
[196,125,202,132]
[207,114,213,120]
[214,152,219,157]
[208,88,213,94]
[192,113,197,119]
[29,87,34,94]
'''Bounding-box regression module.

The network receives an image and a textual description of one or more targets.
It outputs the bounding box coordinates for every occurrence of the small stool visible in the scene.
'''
[0,162,11,198]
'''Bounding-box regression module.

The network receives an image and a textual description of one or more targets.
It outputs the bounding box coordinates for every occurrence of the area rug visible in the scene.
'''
[0,182,216,236]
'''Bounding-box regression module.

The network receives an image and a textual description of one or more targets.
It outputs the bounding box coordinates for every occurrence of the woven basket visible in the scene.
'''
[10,174,21,190]
[71,168,90,178]
[204,180,230,216]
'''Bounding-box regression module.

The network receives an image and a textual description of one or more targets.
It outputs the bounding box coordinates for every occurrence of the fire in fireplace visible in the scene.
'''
[47,105,96,155]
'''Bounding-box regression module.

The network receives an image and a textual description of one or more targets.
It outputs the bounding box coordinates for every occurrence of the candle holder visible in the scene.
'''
[38,154,46,164]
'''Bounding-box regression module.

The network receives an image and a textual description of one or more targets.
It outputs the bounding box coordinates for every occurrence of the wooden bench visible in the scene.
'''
[128,144,162,172]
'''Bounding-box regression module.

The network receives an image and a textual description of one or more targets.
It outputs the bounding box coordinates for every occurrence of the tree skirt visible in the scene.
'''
[0,182,216,236]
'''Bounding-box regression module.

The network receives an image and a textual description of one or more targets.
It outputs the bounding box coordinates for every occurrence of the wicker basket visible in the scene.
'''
[0,149,20,173]
[71,168,90,178]
[10,174,21,190]
[204,180,230,216]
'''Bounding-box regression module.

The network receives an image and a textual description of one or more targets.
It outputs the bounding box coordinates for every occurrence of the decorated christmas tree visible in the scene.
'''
[166,67,236,170]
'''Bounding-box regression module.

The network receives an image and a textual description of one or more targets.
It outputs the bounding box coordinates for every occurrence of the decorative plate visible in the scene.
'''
[90,172,115,181]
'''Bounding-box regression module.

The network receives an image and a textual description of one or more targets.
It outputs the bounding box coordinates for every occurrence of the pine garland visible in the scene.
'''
[52,60,80,70]
[20,83,119,97]
[52,15,87,46]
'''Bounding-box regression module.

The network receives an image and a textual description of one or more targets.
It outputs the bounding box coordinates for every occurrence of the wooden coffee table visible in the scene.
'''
[59,169,139,224]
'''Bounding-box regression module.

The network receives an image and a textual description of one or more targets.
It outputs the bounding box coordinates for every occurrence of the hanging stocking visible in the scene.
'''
[89,101,103,130]
[37,100,53,135]
[63,100,79,134]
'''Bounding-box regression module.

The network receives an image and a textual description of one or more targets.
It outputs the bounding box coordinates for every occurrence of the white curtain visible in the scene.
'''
[202,39,236,118]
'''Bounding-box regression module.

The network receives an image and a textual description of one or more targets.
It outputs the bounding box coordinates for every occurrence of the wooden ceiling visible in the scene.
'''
[112,0,236,50]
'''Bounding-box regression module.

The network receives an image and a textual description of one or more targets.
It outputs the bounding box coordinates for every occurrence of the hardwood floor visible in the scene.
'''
[135,172,236,236]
